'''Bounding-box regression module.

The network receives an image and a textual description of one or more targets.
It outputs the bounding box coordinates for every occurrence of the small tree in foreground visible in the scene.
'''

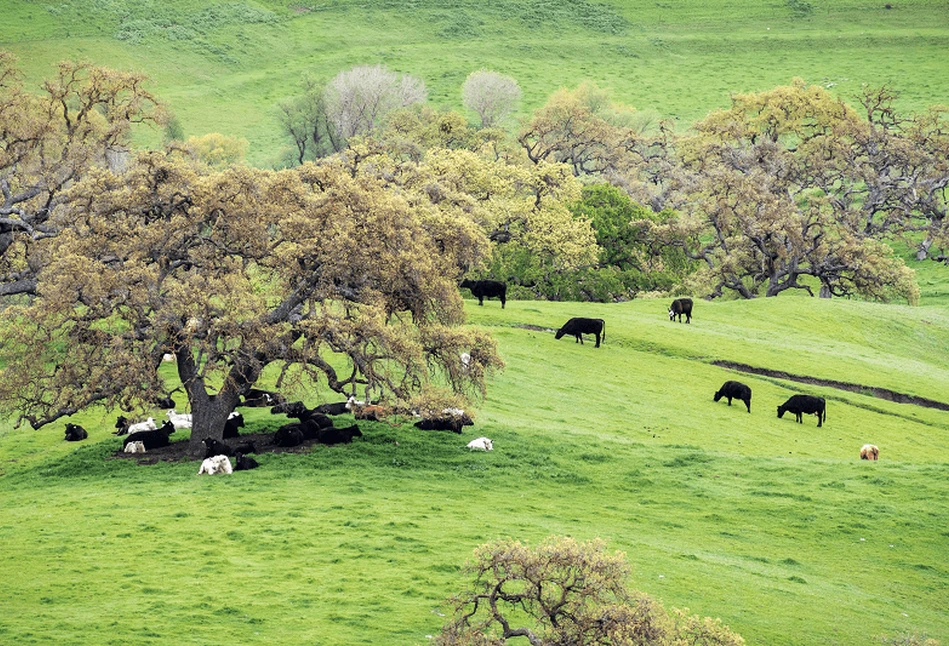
[436,536,744,646]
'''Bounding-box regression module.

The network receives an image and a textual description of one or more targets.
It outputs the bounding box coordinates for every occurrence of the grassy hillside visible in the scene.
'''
[2,0,947,166]
[1,296,948,645]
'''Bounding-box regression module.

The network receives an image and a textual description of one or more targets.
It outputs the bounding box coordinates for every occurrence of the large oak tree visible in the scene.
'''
[0,149,503,456]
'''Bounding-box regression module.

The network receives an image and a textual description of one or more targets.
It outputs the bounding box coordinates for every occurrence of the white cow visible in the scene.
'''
[198,455,233,475]
[166,409,193,429]
[124,441,146,454]
[466,437,493,451]
[127,417,157,434]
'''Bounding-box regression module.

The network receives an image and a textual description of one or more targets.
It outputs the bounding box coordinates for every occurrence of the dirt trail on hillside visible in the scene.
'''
[713,360,949,411]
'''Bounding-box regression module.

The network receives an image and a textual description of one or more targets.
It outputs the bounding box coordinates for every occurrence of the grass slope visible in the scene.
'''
[2,1,947,166]
[1,295,948,645]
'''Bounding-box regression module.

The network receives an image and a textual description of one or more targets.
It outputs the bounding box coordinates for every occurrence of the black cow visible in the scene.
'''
[222,412,245,439]
[714,380,752,413]
[315,424,363,445]
[460,279,507,308]
[123,421,176,450]
[202,437,235,458]
[240,388,286,408]
[234,453,260,471]
[272,425,305,448]
[414,413,474,434]
[113,416,130,436]
[315,401,350,416]
[669,297,693,323]
[555,317,606,348]
[235,440,258,455]
[154,395,176,410]
[777,395,826,427]
[64,423,88,442]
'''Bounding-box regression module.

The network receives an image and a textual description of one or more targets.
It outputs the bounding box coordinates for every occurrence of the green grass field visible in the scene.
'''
[2,2,949,643]
[1,292,948,645]
[2,0,947,166]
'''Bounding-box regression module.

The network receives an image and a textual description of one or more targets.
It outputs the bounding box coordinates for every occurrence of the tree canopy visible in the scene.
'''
[0,52,164,297]
[436,536,745,646]
[0,148,503,455]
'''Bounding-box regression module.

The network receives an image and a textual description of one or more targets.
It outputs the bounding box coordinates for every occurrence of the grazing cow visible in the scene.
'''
[669,297,693,323]
[64,423,88,442]
[197,455,233,475]
[714,380,752,413]
[222,411,245,439]
[202,437,235,459]
[272,425,305,448]
[466,437,493,451]
[777,394,826,427]
[555,317,606,348]
[235,453,260,470]
[459,279,507,308]
[124,441,146,454]
[315,424,363,445]
[123,420,176,450]
[860,444,880,460]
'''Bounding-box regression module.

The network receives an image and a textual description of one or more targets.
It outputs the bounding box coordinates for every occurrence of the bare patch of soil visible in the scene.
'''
[713,360,949,411]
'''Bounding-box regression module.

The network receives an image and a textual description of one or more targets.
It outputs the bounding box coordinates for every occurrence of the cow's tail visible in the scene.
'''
[601,319,606,343]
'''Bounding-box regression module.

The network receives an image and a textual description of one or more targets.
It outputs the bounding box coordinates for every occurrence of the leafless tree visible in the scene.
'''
[323,64,426,146]
[461,70,522,129]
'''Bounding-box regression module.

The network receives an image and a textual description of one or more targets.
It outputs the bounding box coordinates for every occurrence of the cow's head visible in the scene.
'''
[668,308,676,320]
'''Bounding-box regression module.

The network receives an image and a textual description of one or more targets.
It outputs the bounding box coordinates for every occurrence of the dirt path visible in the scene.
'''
[712,360,949,412]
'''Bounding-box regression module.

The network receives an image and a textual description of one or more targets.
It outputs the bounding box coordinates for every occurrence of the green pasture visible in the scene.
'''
[2,0,948,166]
[2,294,948,645]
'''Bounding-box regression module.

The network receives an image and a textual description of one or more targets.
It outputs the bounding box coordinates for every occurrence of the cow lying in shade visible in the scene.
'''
[777,394,826,427]
[555,317,606,348]
[64,423,88,442]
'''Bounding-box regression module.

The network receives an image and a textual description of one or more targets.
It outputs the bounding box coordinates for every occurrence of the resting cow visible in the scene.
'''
[669,298,693,323]
[235,453,260,470]
[64,423,88,442]
[459,279,507,308]
[555,317,606,348]
[860,444,879,460]
[123,420,176,450]
[777,394,826,427]
[197,455,233,475]
[714,380,752,413]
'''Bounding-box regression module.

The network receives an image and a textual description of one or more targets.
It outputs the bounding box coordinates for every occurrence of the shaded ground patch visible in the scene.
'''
[110,430,338,465]
[713,360,949,412]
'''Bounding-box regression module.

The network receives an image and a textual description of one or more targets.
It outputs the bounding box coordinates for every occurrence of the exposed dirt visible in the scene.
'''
[110,429,320,465]
[713,360,949,411]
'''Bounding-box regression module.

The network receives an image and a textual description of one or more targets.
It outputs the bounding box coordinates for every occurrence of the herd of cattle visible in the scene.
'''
[538,293,876,461]
[59,285,879,466]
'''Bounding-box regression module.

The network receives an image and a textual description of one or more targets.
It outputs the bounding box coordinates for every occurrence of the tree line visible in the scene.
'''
[277,67,947,304]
